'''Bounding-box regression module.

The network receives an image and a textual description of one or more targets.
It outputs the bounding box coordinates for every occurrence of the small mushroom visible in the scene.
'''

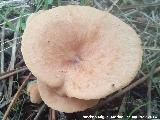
[27,81,42,104]
[22,5,142,112]
[38,80,98,113]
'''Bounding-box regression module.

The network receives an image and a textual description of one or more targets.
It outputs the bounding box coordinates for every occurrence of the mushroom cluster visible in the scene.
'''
[22,5,142,113]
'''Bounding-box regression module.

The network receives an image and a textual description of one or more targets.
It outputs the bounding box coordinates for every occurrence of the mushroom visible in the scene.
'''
[21,5,142,112]
[27,81,42,104]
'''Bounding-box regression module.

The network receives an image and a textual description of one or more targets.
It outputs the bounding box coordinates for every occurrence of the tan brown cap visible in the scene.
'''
[22,5,142,103]
[27,81,42,104]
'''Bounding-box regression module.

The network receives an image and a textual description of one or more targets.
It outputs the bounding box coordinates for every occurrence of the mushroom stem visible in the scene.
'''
[27,80,42,104]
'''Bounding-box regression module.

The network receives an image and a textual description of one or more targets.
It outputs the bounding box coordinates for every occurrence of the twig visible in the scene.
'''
[0,66,28,81]
[8,17,20,98]
[34,104,47,120]
[147,77,152,117]
[143,47,160,51]
[0,25,5,100]
[2,72,32,120]
[15,59,24,68]
[94,66,160,110]
[107,0,120,12]
[147,62,157,118]
[1,25,5,73]
[120,3,160,10]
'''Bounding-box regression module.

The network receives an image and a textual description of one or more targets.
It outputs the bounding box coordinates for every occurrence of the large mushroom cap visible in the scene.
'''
[22,5,142,102]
